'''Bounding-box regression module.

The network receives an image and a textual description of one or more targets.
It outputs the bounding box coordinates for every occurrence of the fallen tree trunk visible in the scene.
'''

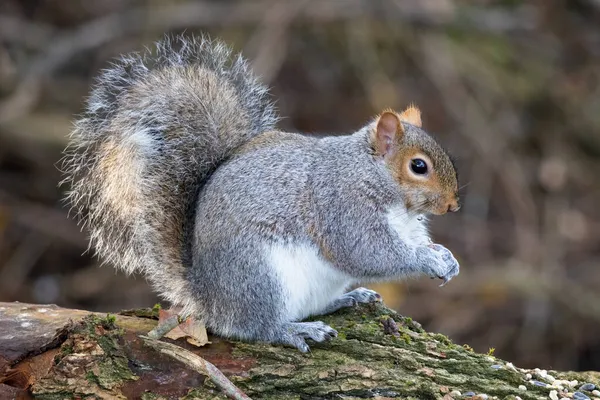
[0,302,598,400]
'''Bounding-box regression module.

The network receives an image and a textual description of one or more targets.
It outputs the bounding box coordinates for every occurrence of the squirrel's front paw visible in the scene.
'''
[419,244,460,286]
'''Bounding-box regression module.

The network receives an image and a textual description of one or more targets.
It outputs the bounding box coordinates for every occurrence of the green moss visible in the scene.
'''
[488,368,527,387]
[140,392,178,400]
[33,392,75,400]
[60,344,73,355]
[85,371,100,385]
[96,355,137,389]
[181,389,203,399]
[78,314,119,336]
[401,333,412,344]
[398,355,420,371]
[140,393,162,400]
[53,341,75,366]
[105,313,116,326]
[66,316,136,391]
[401,316,424,333]
[432,333,452,346]
[438,357,485,376]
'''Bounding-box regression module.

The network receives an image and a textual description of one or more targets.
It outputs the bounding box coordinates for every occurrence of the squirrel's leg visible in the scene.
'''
[320,287,382,315]
[272,321,338,353]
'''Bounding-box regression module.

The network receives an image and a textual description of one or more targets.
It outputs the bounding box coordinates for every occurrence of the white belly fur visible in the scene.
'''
[386,205,431,246]
[267,242,353,321]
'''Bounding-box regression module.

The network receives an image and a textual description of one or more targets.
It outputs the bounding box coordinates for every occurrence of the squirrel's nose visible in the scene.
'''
[447,202,461,213]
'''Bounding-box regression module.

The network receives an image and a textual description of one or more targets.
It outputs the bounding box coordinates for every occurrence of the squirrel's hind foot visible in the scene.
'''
[275,321,338,353]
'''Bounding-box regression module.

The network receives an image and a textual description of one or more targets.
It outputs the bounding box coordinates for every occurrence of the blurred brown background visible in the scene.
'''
[1,0,599,372]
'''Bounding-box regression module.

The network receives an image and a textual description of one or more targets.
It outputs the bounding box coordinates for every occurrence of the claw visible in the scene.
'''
[298,343,310,353]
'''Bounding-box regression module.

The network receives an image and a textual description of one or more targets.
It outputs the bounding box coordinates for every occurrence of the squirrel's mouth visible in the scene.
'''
[430,202,452,216]
[405,197,436,215]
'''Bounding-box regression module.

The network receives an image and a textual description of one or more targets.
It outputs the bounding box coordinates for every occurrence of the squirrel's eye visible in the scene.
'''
[410,158,428,175]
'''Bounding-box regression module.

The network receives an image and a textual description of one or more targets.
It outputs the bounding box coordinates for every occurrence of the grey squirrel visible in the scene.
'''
[62,35,461,352]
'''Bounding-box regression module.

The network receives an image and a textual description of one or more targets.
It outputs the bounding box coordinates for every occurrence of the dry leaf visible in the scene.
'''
[159,309,210,347]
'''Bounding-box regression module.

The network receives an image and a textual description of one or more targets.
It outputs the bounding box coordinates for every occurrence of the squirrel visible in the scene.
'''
[62,35,461,352]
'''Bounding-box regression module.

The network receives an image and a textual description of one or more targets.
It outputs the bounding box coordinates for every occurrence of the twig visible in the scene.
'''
[141,335,252,400]
[146,315,180,339]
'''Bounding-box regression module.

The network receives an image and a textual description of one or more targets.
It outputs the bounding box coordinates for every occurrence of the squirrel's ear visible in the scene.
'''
[373,111,404,157]
[399,104,422,128]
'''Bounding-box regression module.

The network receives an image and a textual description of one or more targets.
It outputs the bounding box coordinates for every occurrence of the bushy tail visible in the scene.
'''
[61,35,278,311]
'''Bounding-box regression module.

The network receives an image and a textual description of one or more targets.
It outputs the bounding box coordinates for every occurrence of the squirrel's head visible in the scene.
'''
[370,106,460,215]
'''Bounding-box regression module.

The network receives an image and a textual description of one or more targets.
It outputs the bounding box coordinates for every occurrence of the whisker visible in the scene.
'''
[389,198,433,219]
[458,182,471,192]
[406,199,430,215]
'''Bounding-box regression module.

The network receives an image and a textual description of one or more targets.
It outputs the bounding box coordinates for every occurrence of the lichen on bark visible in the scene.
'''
[32,314,137,399]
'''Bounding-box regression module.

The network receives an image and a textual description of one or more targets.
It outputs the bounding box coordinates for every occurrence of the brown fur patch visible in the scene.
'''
[306,220,336,263]
[399,105,422,127]
[387,146,458,214]
[98,138,143,219]
[235,130,299,155]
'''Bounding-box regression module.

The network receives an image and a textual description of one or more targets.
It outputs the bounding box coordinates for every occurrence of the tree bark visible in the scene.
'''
[0,302,598,400]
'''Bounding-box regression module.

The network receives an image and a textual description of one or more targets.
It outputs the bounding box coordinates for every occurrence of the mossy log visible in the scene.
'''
[0,302,598,400]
